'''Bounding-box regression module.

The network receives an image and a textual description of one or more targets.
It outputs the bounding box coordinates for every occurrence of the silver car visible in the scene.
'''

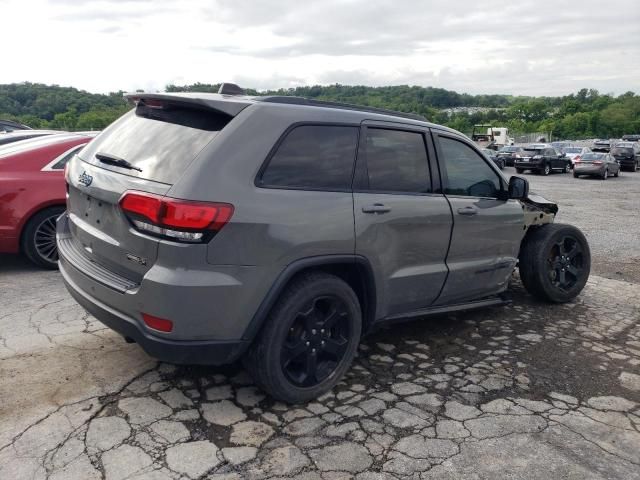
[57,85,591,402]
[573,152,621,179]
[563,146,591,167]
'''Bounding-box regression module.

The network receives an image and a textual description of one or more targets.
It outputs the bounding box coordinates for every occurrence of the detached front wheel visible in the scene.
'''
[244,272,362,403]
[519,224,591,303]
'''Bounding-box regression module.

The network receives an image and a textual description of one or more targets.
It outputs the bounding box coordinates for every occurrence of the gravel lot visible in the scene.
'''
[1,167,639,480]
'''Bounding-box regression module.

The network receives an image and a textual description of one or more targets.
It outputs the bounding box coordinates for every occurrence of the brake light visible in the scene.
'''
[120,191,234,242]
[575,156,581,161]
[142,313,173,332]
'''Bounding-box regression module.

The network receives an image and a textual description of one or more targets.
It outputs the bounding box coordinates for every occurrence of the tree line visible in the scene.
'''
[1,82,638,139]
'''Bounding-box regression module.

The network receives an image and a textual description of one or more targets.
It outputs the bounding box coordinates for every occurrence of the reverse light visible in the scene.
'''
[120,191,234,243]
[142,313,173,332]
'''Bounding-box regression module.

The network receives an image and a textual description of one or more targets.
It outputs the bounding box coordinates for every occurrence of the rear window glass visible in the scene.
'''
[581,153,603,161]
[79,106,229,184]
[260,125,359,190]
[522,149,544,155]
[612,147,633,155]
[564,148,582,153]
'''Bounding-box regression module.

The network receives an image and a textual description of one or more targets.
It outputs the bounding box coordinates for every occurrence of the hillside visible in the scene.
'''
[1,82,638,138]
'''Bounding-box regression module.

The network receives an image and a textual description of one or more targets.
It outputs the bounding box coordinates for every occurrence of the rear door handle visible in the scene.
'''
[362,203,391,214]
[457,206,478,216]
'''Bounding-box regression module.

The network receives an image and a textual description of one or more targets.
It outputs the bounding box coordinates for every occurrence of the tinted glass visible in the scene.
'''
[612,147,633,155]
[261,125,358,190]
[52,145,85,170]
[363,128,430,193]
[80,107,229,184]
[439,137,501,198]
[523,148,544,156]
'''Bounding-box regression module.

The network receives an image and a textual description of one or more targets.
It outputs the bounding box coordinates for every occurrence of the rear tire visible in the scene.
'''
[516,168,524,174]
[519,224,591,303]
[573,172,580,178]
[602,169,608,180]
[564,163,571,173]
[542,164,550,175]
[21,206,65,269]
[243,272,362,403]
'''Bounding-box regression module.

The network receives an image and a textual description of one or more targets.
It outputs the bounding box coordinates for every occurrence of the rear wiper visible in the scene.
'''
[95,152,142,172]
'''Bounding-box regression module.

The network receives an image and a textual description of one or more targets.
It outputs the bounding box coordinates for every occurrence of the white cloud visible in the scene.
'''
[0,0,638,96]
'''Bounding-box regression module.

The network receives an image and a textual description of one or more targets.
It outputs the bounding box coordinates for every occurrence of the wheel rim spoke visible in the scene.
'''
[34,215,60,262]
[323,337,348,359]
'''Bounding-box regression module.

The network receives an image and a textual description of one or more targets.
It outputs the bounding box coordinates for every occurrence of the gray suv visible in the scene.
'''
[57,86,591,403]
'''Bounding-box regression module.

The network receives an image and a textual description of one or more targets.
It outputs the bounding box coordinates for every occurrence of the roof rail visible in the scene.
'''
[256,96,427,122]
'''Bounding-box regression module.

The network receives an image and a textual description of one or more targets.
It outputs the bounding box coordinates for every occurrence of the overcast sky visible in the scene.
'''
[1,0,639,96]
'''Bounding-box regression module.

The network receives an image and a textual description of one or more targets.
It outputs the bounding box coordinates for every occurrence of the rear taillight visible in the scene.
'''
[575,156,581,161]
[119,191,234,243]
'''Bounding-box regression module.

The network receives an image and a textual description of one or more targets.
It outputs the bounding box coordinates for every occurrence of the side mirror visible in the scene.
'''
[508,176,529,200]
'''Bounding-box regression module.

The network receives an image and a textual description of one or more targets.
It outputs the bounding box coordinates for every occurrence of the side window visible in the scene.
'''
[51,145,84,170]
[362,128,431,193]
[260,125,358,190]
[438,136,502,198]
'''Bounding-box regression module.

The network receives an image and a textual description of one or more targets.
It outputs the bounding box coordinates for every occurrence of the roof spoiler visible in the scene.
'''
[125,92,251,117]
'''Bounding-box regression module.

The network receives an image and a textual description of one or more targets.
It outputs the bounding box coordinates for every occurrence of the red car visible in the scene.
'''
[0,133,94,268]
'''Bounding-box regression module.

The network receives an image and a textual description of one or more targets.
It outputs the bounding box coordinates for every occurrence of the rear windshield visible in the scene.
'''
[564,148,582,153]
[499,146,519,152]
[581,153,603,161]
[79,105,230,184]
[522,148,544,155]
[612,147,633,155]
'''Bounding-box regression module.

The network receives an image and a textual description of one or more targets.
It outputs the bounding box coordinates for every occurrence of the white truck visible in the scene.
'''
[471,125,514,150]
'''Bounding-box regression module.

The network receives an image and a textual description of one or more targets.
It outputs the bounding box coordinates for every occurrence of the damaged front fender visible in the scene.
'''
[520,192,558,229]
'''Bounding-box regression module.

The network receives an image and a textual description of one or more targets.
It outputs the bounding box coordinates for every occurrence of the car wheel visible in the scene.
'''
[602,169,608,180]
[573,172,580,178]
[21,206,65,269]
[515,168,524,174]
[243,272,362,403]
[564,163,571,173]
[519,224,591,303]
[613,167,619,177]
[542,164,550,175]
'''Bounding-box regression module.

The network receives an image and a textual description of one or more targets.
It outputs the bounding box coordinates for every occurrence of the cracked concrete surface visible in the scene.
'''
[2,260,639,479]
[1,174,640,479]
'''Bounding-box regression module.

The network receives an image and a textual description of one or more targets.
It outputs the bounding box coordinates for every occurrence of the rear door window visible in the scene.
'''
[80,104,230,184]
[259,125,359,190]
[360,128,431,193]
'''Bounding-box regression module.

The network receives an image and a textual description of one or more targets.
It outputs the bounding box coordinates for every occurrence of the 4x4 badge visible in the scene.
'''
[78,171,93,187]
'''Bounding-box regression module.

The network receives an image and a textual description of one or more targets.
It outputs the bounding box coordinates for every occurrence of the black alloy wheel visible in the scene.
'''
[281,295,351,387]
[546,236,587,292]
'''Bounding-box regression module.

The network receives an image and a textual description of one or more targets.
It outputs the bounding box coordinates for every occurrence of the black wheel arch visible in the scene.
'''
[243,255,377,342]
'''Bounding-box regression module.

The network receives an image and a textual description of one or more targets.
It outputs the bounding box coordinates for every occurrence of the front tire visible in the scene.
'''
[21,206,65,269]
[243,272,362,403]
[519,224,591,303]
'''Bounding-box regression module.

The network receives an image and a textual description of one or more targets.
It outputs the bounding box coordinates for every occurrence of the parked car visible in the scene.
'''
[621,134,640,142]
[0,129,60,146]
[514,144,571,175]
[481,148,504,169]
[0,133,94,268]
[592,139,612,152]
[495,145,525,166]
[573,152,621,179]
[0,119,31,132]
[610,142,640,171]
[57,88,591,403]
[562,146,591,167]
[551,141,574,151]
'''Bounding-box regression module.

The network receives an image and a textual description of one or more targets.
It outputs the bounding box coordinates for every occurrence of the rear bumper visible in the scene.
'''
[59,258,249,364]
[574,166,605,176]
[514,161,542,169]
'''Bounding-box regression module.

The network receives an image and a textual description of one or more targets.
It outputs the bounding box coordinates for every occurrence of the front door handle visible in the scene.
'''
[457,206,478,216]
[362,203,391,214]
